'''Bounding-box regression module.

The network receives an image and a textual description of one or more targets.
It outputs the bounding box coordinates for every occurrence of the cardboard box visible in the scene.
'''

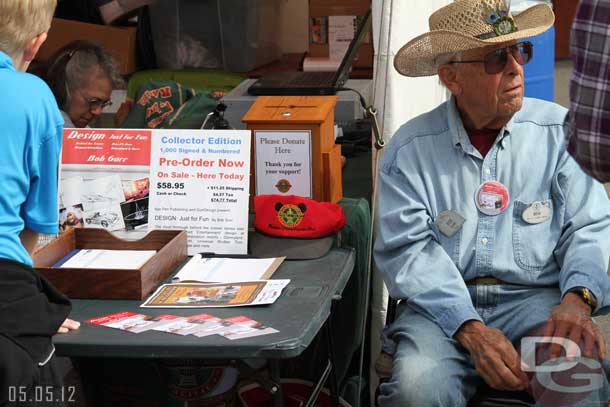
[36,18,137,75]
[98,0,150,24]
[33,229,188,300]
[308,0,373,68]
[309,0,370,16]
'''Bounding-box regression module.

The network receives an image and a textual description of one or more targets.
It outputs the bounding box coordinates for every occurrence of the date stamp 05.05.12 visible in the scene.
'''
[7,385,76,405]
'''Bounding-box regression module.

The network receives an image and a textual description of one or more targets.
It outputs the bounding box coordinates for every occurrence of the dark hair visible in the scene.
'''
[45,40,124,111]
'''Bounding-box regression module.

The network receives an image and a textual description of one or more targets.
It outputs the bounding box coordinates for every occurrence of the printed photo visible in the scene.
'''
[83,204,126,231]
[122,177,150,201]
[60,176,84,208]
[121,197,149,229]
[81,175,125,211]
[59,204,84,233]
[310,16,328,44]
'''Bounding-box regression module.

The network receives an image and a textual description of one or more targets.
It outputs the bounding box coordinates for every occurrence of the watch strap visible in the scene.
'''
[567,286,597,311]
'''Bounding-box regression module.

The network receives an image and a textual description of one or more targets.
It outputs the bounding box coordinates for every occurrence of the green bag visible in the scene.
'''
[122,80,219,129]
[161,93,219,129]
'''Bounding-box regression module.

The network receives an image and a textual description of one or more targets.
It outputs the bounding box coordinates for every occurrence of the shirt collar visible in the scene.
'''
[495,114,515,149]
[448,97,478,156]
[0,51,15,71]
[448,97,464,146]
[448,96,515,152]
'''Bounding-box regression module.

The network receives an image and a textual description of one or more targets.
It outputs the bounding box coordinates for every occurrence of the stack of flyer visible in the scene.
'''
[140,256,289,308]
[55,249,157,269]
[87,311,278,341]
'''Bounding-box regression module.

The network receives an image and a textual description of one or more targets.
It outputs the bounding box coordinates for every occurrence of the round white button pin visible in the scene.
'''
[475,181,510,216]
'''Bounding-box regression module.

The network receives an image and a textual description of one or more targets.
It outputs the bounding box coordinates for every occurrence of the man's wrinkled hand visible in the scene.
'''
[455,320,528,391]
[57,318,80,334]
[543,293,604,360]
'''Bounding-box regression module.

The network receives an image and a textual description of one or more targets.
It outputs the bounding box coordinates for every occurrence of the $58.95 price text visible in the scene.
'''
[157,182,184,190]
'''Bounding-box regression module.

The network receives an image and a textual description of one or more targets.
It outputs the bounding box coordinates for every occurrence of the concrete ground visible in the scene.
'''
[555,59,610,349]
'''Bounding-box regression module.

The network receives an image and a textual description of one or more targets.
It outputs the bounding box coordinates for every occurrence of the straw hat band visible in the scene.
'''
[393,0,555,77]
[429,0,519,39]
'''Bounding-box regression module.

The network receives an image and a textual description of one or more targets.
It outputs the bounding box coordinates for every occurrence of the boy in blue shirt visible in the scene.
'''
[0,1,80,404]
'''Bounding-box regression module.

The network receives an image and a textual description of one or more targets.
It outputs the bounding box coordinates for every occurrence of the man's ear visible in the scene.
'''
[438,64,462,96]
[23,32,48,64]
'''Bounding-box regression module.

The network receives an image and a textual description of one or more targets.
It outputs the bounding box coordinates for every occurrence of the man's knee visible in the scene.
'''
[378,354,468,407]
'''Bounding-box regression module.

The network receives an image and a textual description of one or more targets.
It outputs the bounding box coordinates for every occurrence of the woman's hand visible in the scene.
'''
[57,318,80,334]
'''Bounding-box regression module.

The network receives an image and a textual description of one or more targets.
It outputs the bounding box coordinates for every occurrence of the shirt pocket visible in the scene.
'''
[512,199,558,271]
[432,216,462,267]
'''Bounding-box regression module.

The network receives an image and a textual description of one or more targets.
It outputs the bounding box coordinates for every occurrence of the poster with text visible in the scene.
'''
[149,130,251,255]
[254,130,312,197]
[60,129,152,233]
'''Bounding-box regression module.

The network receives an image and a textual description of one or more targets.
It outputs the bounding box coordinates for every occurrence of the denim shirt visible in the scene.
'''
[374,97,610,337]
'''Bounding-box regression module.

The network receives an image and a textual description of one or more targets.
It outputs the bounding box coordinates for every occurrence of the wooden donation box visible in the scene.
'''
[242,96,343,203]
[33,229,188,300]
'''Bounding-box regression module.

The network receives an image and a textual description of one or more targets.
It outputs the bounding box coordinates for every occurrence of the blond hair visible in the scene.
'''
[0,0,57,57]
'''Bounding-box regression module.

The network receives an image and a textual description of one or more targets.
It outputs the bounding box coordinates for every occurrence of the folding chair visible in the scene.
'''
[374,298,535,407]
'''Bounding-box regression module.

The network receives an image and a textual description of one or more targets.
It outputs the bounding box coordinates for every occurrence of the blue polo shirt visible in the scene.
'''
[0,51,63,266]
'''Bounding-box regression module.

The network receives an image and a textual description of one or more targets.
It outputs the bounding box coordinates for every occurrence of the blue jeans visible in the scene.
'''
[378,285,610,406]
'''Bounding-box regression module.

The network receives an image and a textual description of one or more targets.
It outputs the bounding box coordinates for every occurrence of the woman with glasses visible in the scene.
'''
[45,40,123,128]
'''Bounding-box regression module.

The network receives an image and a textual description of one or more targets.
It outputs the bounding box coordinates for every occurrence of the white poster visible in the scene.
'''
[329,15,356,60]
[149,129,251,255]
[254,130,312,198]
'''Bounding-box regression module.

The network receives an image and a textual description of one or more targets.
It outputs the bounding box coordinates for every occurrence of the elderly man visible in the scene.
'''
[374,0,610,405]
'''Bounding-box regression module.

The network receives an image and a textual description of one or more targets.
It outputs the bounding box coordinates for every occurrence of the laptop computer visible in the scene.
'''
[247,9,372,96]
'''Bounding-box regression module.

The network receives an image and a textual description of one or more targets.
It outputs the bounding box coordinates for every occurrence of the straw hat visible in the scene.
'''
[394,0,555,77]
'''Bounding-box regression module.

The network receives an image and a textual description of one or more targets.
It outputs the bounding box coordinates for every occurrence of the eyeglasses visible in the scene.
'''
[78,89,112,112]
[449,41,533,74]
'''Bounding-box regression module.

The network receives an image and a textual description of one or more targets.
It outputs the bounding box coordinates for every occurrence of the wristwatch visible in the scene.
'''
[567,287,597,311]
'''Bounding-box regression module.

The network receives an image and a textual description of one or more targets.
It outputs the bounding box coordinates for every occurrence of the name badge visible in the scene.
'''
[475,181,510,216]
[436,210,465,237]
[522,201,551,224]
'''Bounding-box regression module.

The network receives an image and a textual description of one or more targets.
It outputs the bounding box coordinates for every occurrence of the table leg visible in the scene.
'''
[269,359,284,407]
[304,359,332,407]
[325,316,340,407]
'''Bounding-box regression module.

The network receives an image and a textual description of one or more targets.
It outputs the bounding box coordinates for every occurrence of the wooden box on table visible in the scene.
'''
[242,95,343,204]
[32,228,188,300]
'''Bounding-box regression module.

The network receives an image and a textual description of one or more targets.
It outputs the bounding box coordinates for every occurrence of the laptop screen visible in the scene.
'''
[333,9,372,86]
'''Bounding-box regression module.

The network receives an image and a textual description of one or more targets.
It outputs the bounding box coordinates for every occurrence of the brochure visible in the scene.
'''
[172,256,285,283]
[191,317,232,338]
[86,311,152,333]
[126,314,182,334]
[56,249,157,269]
[86,311,278,340]
[140,280,290,308]
[219,316,279,340]
[190,315,249,337]
[152,313,220,336]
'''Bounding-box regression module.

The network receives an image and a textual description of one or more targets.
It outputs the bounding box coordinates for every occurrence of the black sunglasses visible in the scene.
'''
[449,41,533,74]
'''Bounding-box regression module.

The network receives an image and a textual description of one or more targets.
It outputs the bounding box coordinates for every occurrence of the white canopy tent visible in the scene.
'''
[368,0,452,399]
